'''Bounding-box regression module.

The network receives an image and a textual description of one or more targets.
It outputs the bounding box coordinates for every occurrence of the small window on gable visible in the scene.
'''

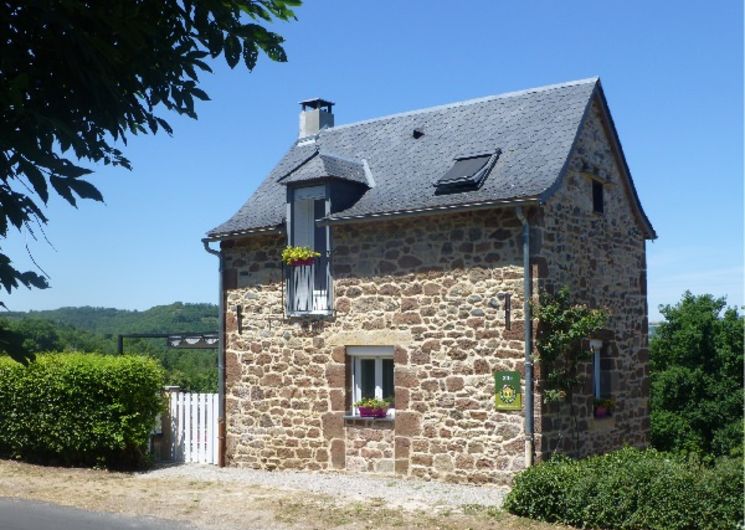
[434,150,500,194]
[347,346,395,417]
[592,180,604,214]
[591,339,613,419]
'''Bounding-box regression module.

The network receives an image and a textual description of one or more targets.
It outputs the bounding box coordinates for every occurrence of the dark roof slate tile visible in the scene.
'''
[208,78,600,237]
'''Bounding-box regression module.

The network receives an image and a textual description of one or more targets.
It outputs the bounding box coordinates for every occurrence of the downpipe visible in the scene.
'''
[202,239,226,467]
[515,207,534,468]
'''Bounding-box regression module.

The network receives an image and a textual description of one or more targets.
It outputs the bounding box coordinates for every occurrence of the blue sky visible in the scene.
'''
[4,1,743,321]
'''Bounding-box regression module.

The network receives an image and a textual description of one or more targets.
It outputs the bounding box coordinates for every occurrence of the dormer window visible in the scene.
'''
[280,150,373,316]
[286,184,331,315]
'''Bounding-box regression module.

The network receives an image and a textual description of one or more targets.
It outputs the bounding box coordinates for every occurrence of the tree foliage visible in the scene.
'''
[0,1,298,288]
[650,292,743,457]
[504,448,743,530]
[0,302,218,391]
[0,0,298,361]
[0,353,165,468]
[535,287,607,404]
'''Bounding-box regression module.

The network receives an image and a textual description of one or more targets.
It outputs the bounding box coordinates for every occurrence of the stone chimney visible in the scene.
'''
[299,98,334,138]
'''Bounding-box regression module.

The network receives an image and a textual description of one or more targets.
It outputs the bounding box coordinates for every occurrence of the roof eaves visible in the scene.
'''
[204,224,283,242]
[320,197,541,226]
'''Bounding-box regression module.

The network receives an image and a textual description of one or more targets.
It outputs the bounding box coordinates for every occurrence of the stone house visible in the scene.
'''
[203,77,656,484]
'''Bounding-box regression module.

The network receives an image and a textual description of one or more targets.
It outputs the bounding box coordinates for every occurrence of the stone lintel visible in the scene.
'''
[327,330,414,347]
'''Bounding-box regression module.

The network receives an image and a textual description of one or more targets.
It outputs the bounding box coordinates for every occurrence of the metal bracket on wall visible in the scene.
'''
[236,305,243,334]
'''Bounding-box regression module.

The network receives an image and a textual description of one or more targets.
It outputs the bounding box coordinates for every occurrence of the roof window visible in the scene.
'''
[434,149,500,194]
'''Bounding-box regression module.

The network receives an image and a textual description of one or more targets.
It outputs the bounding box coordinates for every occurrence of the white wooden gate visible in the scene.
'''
[167,392,218,464]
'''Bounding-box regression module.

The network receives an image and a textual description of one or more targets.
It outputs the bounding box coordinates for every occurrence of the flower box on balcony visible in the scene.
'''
[290,257,316,267]
[281,245,320,266]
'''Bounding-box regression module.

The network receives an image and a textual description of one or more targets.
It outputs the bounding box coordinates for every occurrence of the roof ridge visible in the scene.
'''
[324,77,599,133]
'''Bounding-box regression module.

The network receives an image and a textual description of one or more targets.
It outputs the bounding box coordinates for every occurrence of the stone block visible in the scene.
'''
[325,363,346,388]
[395,387,410,409]
[395,459,409,475]
[445,376,464,391]
[394,367,418,388]
[410,350,430,365]
[394,346,408,364]
[375,459,395,474]
[329,389,345,411]
[322,412,344,440]
[260,373,282,387]
[411,454,432,466]
[433,454,454,472]
[393,312,422,325]
[395,411,422,437]
[330,439,345,469]
[394,436,411,458]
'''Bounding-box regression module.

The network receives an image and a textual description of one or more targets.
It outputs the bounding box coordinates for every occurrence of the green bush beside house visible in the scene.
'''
[0,353,165,468]
[504,448,743,530]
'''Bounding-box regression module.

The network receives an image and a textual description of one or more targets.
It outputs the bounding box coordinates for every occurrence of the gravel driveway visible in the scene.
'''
[140,464,508,511]
[1,459,562,530]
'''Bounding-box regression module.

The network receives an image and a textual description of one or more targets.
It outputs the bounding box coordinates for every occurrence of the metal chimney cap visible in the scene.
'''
[299,98,335,112]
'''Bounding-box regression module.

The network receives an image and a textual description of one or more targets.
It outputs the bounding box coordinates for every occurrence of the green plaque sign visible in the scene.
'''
[494,370,522,411]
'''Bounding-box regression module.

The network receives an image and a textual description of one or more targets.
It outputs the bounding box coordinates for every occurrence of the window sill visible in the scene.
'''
[589,416,615,432]
[343,415,395,423]
[285,311,334,320]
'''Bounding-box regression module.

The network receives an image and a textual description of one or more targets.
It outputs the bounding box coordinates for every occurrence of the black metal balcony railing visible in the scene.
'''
[284,253,332,315]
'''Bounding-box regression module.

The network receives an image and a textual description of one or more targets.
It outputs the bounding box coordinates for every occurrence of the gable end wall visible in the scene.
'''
[533,98,650,458]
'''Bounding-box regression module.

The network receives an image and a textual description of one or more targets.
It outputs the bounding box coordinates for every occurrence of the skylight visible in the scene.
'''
[434,150,501,194]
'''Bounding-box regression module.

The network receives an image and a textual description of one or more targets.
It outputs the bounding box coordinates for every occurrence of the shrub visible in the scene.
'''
[504,447,744,530]
[0,353,165,468]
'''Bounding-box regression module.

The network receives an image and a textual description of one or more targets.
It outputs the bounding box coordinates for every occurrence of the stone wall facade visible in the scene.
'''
[219,98,650,483]
[533,100,650,459]
[222,208,532,484]
[345,419,395,473]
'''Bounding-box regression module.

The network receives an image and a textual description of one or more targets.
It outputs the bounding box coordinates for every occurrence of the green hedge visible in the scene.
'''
[0,353,164,468]
[504,447,743,530]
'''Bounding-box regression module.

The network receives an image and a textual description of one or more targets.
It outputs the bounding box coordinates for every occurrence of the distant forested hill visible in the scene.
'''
[1,303,218,392]
[4,302,218,336]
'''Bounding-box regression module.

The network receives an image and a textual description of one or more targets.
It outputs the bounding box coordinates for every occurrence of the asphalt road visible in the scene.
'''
[0,498,195,530]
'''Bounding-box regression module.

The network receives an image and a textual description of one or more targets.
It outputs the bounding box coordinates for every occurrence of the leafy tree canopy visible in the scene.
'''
[0,0,298,292]
[0,0,299,361]
[0,302,219,391]
[650,292,743,457]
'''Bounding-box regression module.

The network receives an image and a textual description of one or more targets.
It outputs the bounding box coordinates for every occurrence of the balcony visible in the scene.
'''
[284,253,332,316]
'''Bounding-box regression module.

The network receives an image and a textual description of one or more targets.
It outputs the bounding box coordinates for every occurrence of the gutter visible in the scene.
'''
[515,207,535,468]
[202,238,226,467]
[319,198,541,227]
[206,199,543,242]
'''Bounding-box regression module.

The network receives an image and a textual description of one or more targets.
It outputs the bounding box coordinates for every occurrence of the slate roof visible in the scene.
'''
[207,77,654,239]
[278,151,369,186]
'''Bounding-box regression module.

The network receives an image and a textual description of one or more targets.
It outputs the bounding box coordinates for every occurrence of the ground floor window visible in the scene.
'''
[347,346,394,417]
